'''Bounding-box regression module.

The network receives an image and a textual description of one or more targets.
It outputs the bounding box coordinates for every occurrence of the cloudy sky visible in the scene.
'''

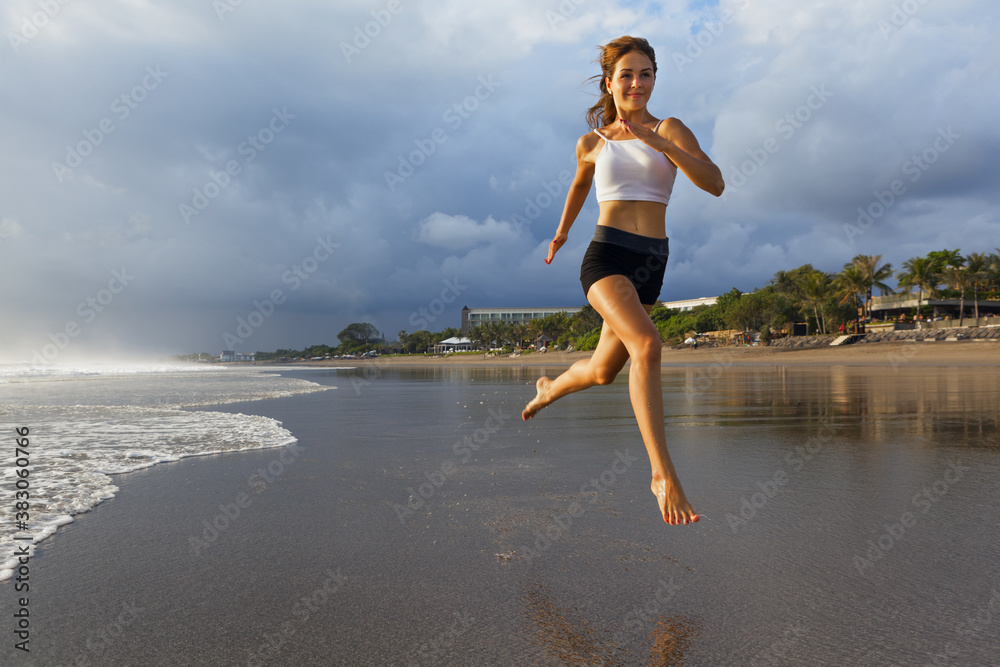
[2,0,997,360]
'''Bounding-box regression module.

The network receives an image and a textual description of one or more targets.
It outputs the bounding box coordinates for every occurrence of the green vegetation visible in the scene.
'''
[206,247,1000,360]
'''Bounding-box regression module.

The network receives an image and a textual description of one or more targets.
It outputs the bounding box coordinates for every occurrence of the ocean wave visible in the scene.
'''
[0,366,330,580]
[0,406,303,580]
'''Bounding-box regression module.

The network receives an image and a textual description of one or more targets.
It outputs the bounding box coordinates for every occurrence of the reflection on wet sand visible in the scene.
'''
[523,582,625,665]
[647,615,701,666]
[523,582,702,666]
[674,365,1000,443]
[366,365,1000,444]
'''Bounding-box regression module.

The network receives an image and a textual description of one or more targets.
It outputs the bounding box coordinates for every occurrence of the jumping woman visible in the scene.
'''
[522,36,724,525]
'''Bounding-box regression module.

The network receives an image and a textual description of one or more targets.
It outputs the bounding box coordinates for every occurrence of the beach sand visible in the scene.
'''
[295,338,1000,368]
[5,348,1000,665]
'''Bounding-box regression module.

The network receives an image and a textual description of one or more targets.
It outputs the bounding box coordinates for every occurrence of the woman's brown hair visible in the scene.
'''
[586,36,658,130]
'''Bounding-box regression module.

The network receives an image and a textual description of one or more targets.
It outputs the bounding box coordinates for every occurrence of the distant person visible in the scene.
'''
[522,36,724,526]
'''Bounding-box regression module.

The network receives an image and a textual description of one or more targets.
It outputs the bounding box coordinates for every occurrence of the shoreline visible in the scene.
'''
[264,339,1000,369]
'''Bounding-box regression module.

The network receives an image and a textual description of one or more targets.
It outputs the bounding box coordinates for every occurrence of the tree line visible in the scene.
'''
[249,247,1000,358]
[782,248,1000,334]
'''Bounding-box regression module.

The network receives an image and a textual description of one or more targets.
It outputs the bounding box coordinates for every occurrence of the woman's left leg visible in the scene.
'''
[584,275,698,525]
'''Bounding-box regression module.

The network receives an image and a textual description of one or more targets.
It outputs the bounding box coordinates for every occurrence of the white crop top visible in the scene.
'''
[593,120,677,205]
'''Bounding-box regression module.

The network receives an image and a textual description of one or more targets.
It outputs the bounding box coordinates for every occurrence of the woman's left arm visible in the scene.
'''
[621,117,725,197]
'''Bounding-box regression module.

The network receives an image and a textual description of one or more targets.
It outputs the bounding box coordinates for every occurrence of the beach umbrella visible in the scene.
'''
[685,337,697,344]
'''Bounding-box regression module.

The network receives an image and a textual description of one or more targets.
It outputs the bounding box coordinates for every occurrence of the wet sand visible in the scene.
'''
[4,363,1000,665]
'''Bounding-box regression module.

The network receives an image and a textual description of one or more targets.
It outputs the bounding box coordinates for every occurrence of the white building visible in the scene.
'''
[432,336,472,354]
[660,296,722,312]
[220,350,255,362]
[461,306,583,333]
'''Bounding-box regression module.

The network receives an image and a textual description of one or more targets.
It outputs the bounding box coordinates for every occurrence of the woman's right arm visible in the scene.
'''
[546,134,596,264]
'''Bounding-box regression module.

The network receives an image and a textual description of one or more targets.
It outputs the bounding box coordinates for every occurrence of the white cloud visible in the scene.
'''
[0,217,23,242]
[415,212,518,249]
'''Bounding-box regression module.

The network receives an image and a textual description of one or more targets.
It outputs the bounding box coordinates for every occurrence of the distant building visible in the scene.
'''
[461,306,583,333]
[432,336,472,354]
[459,297,749,332]
[870,294,1000,320]
[534,334,554,348]
[660,296,723,311]
[220,350,255,362]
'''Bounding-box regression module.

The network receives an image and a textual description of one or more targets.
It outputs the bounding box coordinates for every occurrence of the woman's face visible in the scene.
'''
[606,51,655,115]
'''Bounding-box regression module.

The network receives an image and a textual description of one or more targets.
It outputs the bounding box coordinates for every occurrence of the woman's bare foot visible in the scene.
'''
[651,477,699,525]
[522,376,554,420]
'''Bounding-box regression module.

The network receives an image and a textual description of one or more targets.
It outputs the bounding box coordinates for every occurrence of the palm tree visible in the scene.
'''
[897,256,940,323]
[569,305,602,336]
[525,319,544,347]
[851,254,894,321]
[509,322,526,349]
[964,252,988,320]
[467,325,484,350]
[797,270,832,334]
[770,269,800,298]
[991,250,1000,290]
[942,266,971,326]
[926,249,964,274]
[471,322,497,351]
[528,312,569,348]
[488,321,507,349]
[835,263,868,331]
[986,250,1000,292]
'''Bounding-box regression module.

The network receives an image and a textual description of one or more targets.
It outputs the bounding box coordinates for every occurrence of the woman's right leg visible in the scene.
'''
[521,312,631,420]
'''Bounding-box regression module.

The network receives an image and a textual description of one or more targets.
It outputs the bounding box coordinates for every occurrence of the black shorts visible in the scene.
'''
[579,226,669,305]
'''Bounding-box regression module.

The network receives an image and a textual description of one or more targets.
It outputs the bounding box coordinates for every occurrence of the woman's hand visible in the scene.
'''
[545,233,568,264]
[623,117,725,197]
[619,118,669,152]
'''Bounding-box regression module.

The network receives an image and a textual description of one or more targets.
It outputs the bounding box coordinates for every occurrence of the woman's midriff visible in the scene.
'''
[596,200,667,239]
